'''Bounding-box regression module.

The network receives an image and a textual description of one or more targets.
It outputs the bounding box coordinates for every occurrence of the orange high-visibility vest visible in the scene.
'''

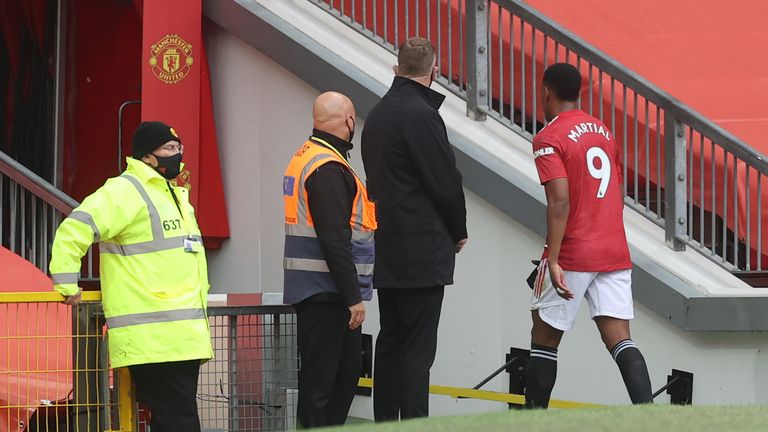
[282,137,377,304]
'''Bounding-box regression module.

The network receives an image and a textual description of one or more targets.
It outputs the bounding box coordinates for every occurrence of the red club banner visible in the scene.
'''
[141,0,229,247]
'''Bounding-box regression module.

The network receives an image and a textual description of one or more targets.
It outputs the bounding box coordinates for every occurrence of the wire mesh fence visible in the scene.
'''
[0,297,122,432]
[1,296,299,432]
[198,306,298,432]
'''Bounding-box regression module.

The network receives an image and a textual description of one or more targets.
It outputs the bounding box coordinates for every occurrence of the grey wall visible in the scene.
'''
[204,21,768,415]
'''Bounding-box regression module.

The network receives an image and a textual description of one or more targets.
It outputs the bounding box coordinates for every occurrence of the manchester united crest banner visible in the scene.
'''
[141,0,230,247]
[141,0,201,190]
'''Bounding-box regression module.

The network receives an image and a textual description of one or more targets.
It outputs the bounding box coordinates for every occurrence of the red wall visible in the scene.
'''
[62,0,142,200]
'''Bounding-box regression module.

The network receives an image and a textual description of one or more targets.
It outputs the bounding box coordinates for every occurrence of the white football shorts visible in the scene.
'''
[530,264,634,332]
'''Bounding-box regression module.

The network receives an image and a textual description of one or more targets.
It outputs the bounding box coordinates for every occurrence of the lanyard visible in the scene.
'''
[167,180,183,216]
[166,180,196,235]
[309,136,360,179]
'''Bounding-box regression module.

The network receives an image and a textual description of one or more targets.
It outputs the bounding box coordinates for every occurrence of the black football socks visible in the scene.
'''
[525,343,559,408]
[611,339,653,404]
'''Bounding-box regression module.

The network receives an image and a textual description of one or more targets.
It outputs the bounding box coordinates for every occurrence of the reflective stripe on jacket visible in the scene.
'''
[50,157,213,368]
[283,139,377,304]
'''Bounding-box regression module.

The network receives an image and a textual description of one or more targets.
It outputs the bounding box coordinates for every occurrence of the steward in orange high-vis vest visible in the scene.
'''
[283,139,377,305]
[283,92,376,429]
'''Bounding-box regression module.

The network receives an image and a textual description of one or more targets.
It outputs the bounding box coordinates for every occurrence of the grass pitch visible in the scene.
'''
[322,405,768,432]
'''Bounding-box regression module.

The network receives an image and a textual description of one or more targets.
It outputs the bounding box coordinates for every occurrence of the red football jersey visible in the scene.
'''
[532,109,632,272]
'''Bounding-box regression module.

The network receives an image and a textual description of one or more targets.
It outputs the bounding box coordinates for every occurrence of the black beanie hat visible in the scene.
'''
[131,121,181,158]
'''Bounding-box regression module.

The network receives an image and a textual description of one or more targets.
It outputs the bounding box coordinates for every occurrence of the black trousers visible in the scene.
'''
[373,286,444,422]
[128,359,202,432]
[295,300,362,428]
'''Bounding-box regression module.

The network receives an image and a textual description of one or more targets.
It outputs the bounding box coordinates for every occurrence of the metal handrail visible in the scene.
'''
[207,304,296,316]
[499,0,768,174]
[471,0,768,268]
[311,0,768,170]
[0,149,98,279]
[312,0,768,274]
[0,150,79,214]
[118,100,142,173]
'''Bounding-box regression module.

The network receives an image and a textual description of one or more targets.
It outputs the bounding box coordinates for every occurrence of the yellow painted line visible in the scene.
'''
[358,377,600,409]
[548,398,602,409]
[429,384,526,405]
[0,291,102,303]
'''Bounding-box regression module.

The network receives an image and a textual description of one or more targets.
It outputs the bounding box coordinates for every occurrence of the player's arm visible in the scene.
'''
[532,136,573,298]
[544,178,574,299]
[545,178,569,263]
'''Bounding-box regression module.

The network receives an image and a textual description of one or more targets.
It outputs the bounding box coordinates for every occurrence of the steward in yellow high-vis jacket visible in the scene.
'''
[49,121,210,432]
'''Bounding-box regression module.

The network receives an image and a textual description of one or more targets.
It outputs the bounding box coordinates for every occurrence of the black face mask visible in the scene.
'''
[347,118,356,143]
[152,153,182,180]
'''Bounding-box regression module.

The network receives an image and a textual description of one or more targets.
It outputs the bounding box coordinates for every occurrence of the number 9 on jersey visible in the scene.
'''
[587,147,611,199]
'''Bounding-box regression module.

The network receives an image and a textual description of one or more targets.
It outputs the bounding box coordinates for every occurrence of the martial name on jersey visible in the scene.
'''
[566,122,611,143]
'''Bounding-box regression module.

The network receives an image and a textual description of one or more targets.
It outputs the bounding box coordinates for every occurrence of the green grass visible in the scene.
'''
[321,405,768,432]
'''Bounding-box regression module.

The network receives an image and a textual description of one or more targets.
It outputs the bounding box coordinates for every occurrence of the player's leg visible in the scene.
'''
[525,310,563,408]
[526,270,593,408]
[587,270,653,404]
[594,317,652,404]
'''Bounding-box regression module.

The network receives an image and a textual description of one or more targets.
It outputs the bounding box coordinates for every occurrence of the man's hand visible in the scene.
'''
[63,289,83,306]
[548,262,574,300]
[348,302,365,330]
[455,238,468,253]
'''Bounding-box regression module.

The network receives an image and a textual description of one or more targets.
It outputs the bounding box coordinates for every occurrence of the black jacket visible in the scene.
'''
[303,129,361,306]
[361,77,467,288]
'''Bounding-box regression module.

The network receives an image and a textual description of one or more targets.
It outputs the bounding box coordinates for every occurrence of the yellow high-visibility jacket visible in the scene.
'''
[50,157,213,368]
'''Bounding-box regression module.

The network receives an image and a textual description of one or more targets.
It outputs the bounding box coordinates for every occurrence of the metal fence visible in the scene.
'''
[312,0,469,98]
[199,306,298,432]
[0,295,299,432]
[0,151,97,282]
[0,292,130,432]
[310,0,768,276]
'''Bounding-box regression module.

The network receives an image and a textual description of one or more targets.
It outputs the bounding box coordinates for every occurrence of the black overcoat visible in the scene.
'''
[361,77,468,288]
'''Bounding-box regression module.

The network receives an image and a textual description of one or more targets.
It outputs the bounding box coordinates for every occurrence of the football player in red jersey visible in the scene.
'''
[525,63,652,408]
